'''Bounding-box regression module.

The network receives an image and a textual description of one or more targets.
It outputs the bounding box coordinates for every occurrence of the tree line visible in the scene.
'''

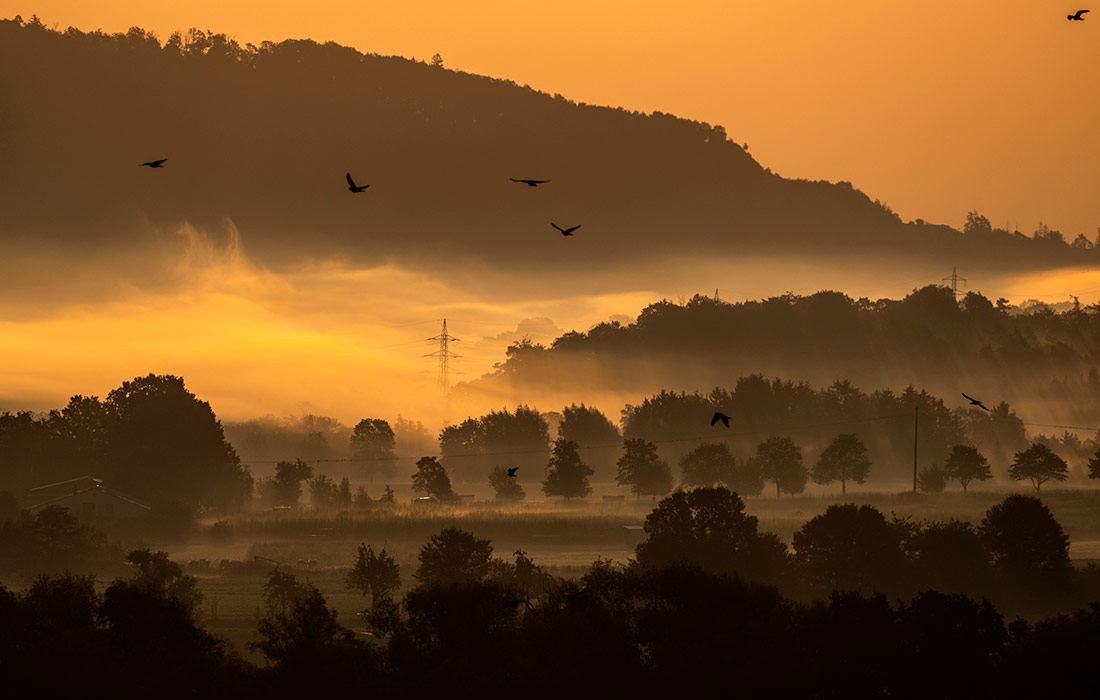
[468,286,1100,434]
[6,16,1097,280]
[6,372,1100,521]
[4,487,1100,698]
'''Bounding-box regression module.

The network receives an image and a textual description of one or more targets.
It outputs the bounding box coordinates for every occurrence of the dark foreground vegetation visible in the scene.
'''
[4,487,1100,699]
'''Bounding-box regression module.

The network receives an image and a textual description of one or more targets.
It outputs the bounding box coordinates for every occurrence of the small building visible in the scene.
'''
[27,476,152,520]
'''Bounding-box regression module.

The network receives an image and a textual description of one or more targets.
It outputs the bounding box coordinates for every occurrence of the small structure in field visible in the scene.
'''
[27,476,151,520]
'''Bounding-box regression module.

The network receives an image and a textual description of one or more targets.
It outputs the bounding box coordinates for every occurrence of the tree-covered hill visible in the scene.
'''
[1,17,1094,273]
[462,286,1100,431]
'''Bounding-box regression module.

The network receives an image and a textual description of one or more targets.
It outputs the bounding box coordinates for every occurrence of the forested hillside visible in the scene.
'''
[463,286,1100,432]
[2,17,1094,275]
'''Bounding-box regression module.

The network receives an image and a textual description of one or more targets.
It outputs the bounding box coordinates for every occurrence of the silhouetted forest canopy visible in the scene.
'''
[2,16,1096,276]
[4,489,1100,698]
[466,286,1100,436]
[0,374,251,510]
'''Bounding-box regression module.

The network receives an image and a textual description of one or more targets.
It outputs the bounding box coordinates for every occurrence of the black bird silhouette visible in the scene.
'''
[961,393,990,411]
[552,223,581,236]
[506,467,518,478]
[139,159,167,168]
[1068,9,1090,20]
[497,599,525,613]
[510,178,550,187]
[346,173,370,193]
[711,412,731,428]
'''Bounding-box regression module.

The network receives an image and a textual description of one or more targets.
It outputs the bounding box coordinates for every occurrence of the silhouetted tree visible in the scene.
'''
[104,374,252,510]
[346,542,401,634]
[979,495,1073,604]
[1009,443,1068,492]
[896,591,1006,700]
[347,543,401,602]
[793,504,908,596]
[411,456,456,502]
[252,569,377,689]
[616,438,672,500]
[349,418,397,482]
[488,465,525,502]
[488,549,556,603]
[678,442,733,486]
[811,433,871,495]
[122,549,203,616]
[558,403,620,480]
[440,407,550,482]
[917,464,947,493]
[259,459,312,506]
[1087,445,1100,480]
[307,473,338,507]
[943,444,993,493]
[542,438,594,501]
[908,520,992,597]
[414,527,493,586]
[754,436,807,498]
[336,477,352,507]
[635,487,788,585]
[622,390,713,465]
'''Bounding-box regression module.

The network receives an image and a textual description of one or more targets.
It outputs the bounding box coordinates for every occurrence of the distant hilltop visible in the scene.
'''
[459,285,1100,431]
[1,16,1094,273]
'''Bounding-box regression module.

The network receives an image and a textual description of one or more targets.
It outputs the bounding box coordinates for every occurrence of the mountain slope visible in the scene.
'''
[1,19,1090,274]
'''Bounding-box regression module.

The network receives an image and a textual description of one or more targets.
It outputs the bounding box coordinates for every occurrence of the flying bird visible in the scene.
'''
[961,393,990,411]
[1068,9,1090,20]
[711,412,731,428]
[506,467,518,478]
[139,159,167,168]
[346,173,370,193]
[510,178,551,187]
[552,223,581,236]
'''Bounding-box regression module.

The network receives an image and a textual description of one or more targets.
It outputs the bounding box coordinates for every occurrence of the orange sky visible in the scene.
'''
[6,0,1098,236]
[3,1,1100,426]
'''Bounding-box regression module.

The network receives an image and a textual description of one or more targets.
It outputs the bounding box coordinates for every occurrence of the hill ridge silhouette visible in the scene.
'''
[2,17,1094,273]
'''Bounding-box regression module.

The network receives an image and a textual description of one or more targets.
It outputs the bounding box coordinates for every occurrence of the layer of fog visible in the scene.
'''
[4,221,1100,434]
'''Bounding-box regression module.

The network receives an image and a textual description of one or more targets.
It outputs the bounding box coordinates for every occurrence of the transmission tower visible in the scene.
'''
[942,267,967,300]
[425,319,460,396]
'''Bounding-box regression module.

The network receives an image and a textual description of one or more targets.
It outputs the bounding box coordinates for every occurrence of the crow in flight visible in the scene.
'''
[961,393,990,411]
[552,223,581,236]
[712,412,731,428]
[1068,9,1090,20]
[506,467,518,478]
[139,159,167,168]
[510,178,551,187]
[346,173,370,193]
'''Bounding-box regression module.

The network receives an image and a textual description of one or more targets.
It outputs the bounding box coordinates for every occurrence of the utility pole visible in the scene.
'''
[942,267,967,301]
[912,406,918,493]
[425,319,460,397]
